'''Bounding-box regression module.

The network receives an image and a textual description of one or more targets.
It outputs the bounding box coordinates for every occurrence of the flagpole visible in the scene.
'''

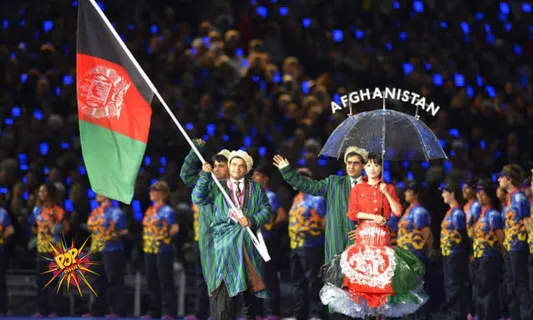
[86,0,270,261]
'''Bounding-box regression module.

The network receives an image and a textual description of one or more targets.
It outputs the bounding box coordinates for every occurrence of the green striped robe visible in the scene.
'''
[192,171,272,298]
[179,145,218,293]
[279,165,354,264]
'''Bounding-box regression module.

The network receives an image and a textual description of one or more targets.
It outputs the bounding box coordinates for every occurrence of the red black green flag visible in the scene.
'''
[76,0,153,204]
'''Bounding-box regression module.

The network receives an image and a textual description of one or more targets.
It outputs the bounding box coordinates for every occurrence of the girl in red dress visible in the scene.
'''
[320,153,428,318]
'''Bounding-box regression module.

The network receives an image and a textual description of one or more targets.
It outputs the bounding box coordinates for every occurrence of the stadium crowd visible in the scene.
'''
[1,0,533,319]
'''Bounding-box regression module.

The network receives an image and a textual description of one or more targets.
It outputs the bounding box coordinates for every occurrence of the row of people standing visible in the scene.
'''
[0,179,180,319]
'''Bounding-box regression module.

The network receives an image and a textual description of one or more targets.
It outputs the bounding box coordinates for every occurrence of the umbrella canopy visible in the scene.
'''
[320,109,447,161]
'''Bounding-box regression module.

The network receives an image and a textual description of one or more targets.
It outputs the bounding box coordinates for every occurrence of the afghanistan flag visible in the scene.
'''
[76,0,153,204]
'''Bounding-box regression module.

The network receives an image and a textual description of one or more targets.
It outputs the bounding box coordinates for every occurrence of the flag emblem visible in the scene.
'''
[78,66,132,119]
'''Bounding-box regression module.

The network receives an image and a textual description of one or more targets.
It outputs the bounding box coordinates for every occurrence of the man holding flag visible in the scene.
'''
[192,150,272,320]
[180,138,230,320]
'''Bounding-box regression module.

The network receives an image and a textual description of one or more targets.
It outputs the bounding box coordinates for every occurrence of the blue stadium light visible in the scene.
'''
[63,75,73,85]
[279,6,288,16]
[449,128,459,138]
[235,48,243,56]
[440,21,448,28]
[413,0,424,12]
[384,171,391,182]
[55,87,61,96]
[20,20,25,27]
[425,63,431,71]
[207,123,216,136]
[9,52,16,60]
[298,158,306,166]
[505,23,512,32]
[223,134,229,142]
[407,171,414,180]
[500,2,510,14]
[433,74,443,86]
[34,109,43,120]
[514,44,523,56]
[273,72,281,83]
[394,1,400,9]
[485,23,492,33]
[256,6,268,18]
[439,139,446,148]
[61,142,69,149]
[40,142,49,155]
[454,73,465,87]
[443,161,452,173]
[385,42,392,51]
[249,0,257,4]
[87,189,96,199]
[0,188,7,195]
[491,174,498,182]
[159,167,165,174]
[337,170,343,176]
[132,200,142,222]
[302,81,310,94]
[112,200,119,207]
[355,30,364,39]
[64,200,74,212]
[4,118,13,125]
[523,3,532,12]
[250,126,257,137]
[19,153,27,163]
[72,1,78,7]
[333,94,341,104]
[128,24,134,30]
[402,161,409,169]
[399,32,408,41]
[493,151,502,160]
[252,75,259,82]
[460,22,469,34]
[241,59,249,68]
[475,12,484,20]
[302,18,311,28]
[271,0,277,3]
[421,161,430,169]
[318,159,327,166]
[480,140,486,150]
[97,1,104,11]
[258,147,266,157]
[2,20,8,29]
[185,123,194,130]
[151,179,157,185]
[11,106,20,117]
[486,86,496,98]
[202,134,208,142]
[151,25,158,34]
[144,156,151,166]
[44,166,49,174]
[20,164,28,171]
[43,21,53,32]
[383,160,390,170]
[160,157,167,166]
[244,136,252,147]
[403,62,414,75]
[20,73,28,83]
[260,81,266,92]
[476,75,483,86]
[466,86,474,97]
[239,146,247,151]
[90,200,99,211]
[332,30,343,42]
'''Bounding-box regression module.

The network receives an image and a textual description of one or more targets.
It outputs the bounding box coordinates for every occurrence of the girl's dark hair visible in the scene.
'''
[41,182,58,205]
[366,153,383,166]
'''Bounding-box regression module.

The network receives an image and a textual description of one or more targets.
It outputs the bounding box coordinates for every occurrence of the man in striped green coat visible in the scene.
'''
[273,146,367,264]
[180,139,230,320]
[192,150,272,320]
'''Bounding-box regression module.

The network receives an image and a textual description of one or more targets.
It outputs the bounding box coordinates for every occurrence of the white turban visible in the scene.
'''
[228,150,254,173]
[344,146,368,163]
[217,149,231,160]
